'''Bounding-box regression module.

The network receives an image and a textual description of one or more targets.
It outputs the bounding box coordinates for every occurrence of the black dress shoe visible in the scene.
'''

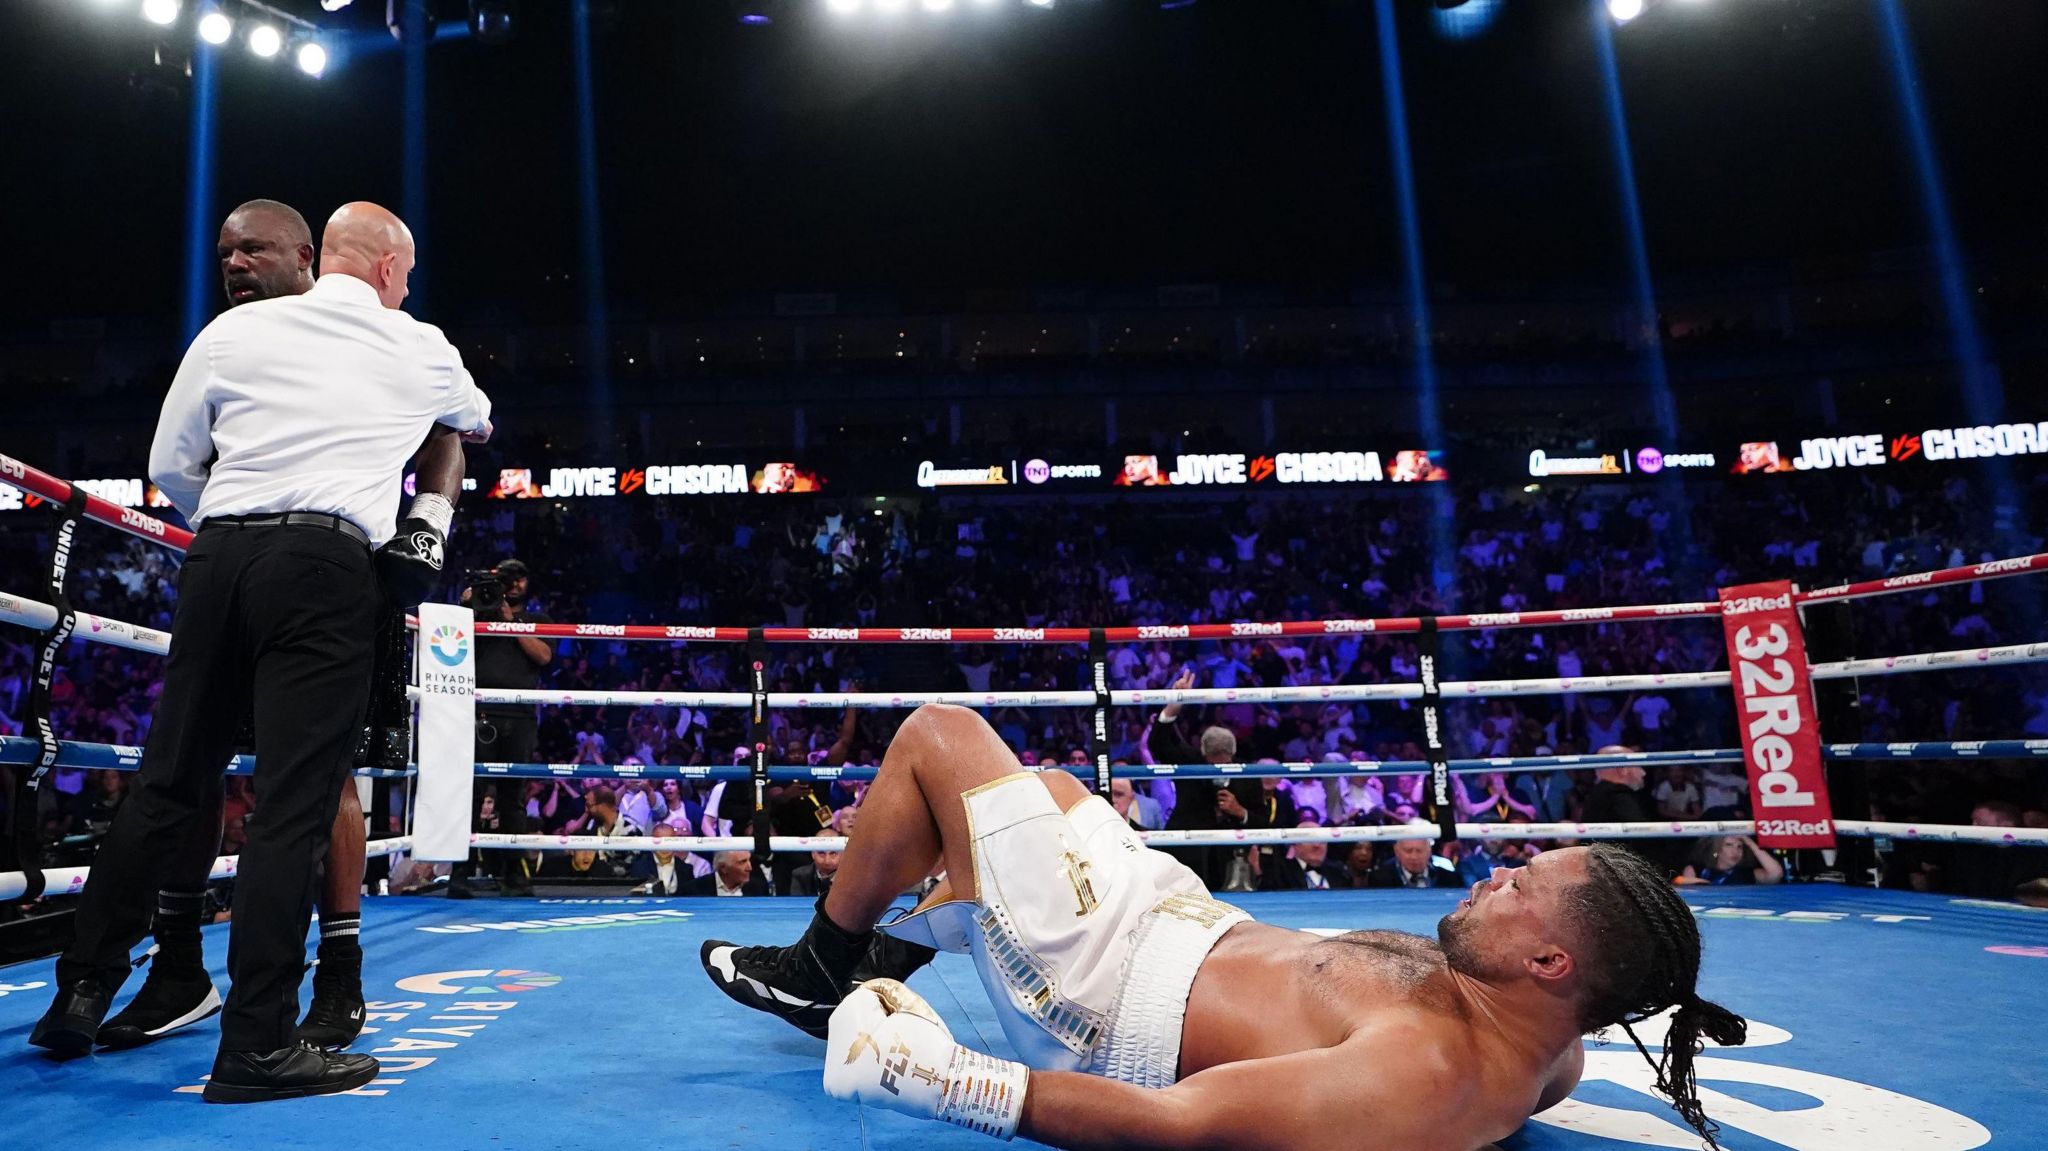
[30,978,115,1060]
[201,1042,379,1104]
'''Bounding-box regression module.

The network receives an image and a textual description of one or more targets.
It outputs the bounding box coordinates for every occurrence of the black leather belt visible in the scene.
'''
[207,511,370,548]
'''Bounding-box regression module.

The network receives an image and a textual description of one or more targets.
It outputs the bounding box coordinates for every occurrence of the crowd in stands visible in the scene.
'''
[6,464,2047,903]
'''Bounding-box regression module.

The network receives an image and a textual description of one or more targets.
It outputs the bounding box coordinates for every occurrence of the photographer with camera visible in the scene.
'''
[450,559,551,898]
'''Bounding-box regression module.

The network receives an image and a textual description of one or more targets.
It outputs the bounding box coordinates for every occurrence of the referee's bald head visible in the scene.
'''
[219,199,316,306]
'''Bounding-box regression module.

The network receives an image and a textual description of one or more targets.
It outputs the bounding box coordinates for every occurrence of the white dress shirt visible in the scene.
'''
[149,274,492,546]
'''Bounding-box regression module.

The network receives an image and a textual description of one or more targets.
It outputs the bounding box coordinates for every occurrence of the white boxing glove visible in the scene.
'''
[824,978,1031,1141]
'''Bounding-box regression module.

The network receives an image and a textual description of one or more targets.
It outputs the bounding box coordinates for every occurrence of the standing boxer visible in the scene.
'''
[90,200,469,1057]
[32,202,493,1104]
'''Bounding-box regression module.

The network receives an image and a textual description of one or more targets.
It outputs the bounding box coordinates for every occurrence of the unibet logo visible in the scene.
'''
[395,968,561,995]
[428,625,470,667]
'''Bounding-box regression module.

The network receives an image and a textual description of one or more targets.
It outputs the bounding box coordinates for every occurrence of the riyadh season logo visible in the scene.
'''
[428,625,470,667]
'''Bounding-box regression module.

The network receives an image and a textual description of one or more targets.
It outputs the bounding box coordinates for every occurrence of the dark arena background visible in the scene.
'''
[2,1,2045,1148]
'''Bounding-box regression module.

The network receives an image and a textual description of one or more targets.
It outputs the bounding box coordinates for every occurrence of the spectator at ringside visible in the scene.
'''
[687,850,769,897]
[1654,765,1704,820]
[1677,834,1784,887]
[1108,778,1163,830]
[788,849,842,897]
[1336,841,1377,888]
[1456,771,1539,823]
[1142,668,1264,891]
[1456,836,1531,886]
[629,825,690,895]
[1258,823,1343,890]
[1580,749,1683,876]
[1250,771,1300,878]
[1367,838,1461,889]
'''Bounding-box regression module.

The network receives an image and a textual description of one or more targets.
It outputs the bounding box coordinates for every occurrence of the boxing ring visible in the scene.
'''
[3,450,2046,1150]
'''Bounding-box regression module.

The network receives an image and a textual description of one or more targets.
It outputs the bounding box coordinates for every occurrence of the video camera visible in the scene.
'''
[465,568,508,613]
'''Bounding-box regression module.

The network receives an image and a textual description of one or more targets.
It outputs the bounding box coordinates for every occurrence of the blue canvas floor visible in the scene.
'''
[2,886,2043,1150]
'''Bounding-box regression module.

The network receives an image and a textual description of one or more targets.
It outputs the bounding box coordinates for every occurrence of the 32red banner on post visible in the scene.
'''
[1719,580,1836,849]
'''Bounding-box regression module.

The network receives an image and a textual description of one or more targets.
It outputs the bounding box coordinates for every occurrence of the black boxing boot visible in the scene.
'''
[295,930,365,1051]
[202,1042,379,1104]
[847,931,938,991]
[98,890,223,1050]
[701,895,871,1040]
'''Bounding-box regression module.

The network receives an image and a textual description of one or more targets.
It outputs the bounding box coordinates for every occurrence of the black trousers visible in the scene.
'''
[60,521,376,1052]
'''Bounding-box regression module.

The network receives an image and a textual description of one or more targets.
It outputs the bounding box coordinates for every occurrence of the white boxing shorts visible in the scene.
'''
[880,772,1251,1089]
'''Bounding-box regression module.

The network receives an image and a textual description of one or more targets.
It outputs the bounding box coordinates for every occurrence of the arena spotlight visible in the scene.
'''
[468,0,515,42]
[1608,0,1643,21]
[825,0,862,13]
[197,8,232,43]
[1026,0,1054,8]
[247,22,282,57]
[320,0,354,10]
[921,0,954,11]
[142,0,180,27]
[296,39,327,75]
[874,0,909,13]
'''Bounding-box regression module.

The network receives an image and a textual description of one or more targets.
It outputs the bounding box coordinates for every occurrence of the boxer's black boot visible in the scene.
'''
[848,931,938,990]
[97,891,222,1050]
[296,947,365,1051]
[701,896,870,1040]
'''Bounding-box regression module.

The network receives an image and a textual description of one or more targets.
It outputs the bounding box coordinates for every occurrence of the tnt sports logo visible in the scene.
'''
[395,968,561,995]
[1023,459,1051,484]
[1634,446,1664,474]
[428,625,470,667]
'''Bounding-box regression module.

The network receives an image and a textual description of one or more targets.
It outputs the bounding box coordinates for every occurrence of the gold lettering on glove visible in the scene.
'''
[845,1031,882,1066]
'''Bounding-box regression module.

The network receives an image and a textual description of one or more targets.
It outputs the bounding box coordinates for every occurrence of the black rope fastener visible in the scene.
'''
[1088,628,1112,793]
[7,485,91,906]
[746,627,772,863]
[1416,615,1458,845]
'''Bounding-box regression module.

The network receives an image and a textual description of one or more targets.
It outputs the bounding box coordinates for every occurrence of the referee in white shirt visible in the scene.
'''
[31,202,493,1103]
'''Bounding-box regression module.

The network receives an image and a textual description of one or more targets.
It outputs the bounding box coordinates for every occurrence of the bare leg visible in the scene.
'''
[704,705,1080,1032]
[321,778,364,918]
[822,704,1056,932]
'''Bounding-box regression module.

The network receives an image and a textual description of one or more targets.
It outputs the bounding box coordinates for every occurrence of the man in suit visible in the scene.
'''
[1142,670,1267,891]
[788,849,841,897]
[629,825,690,896]
[1368,838,1463,889]
[1258,823,1345,891]
[687,850,770,897]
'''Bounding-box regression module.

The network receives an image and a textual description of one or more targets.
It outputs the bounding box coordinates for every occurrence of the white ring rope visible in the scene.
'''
[6,820,2038,901]
[467,642,2048,712]
[459,820,2048,854]
[0,837,412,903]
[0,591,171,656]
[10,582,2048,709]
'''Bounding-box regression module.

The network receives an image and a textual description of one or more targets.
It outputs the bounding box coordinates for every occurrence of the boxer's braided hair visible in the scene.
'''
[1567,843,1749,1151]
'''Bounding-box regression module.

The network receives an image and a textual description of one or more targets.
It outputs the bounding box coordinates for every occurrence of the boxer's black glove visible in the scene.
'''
[375,518,446,607]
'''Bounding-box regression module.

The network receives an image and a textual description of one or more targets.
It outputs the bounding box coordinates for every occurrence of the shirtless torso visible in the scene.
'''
[1175,923,1585,1149]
